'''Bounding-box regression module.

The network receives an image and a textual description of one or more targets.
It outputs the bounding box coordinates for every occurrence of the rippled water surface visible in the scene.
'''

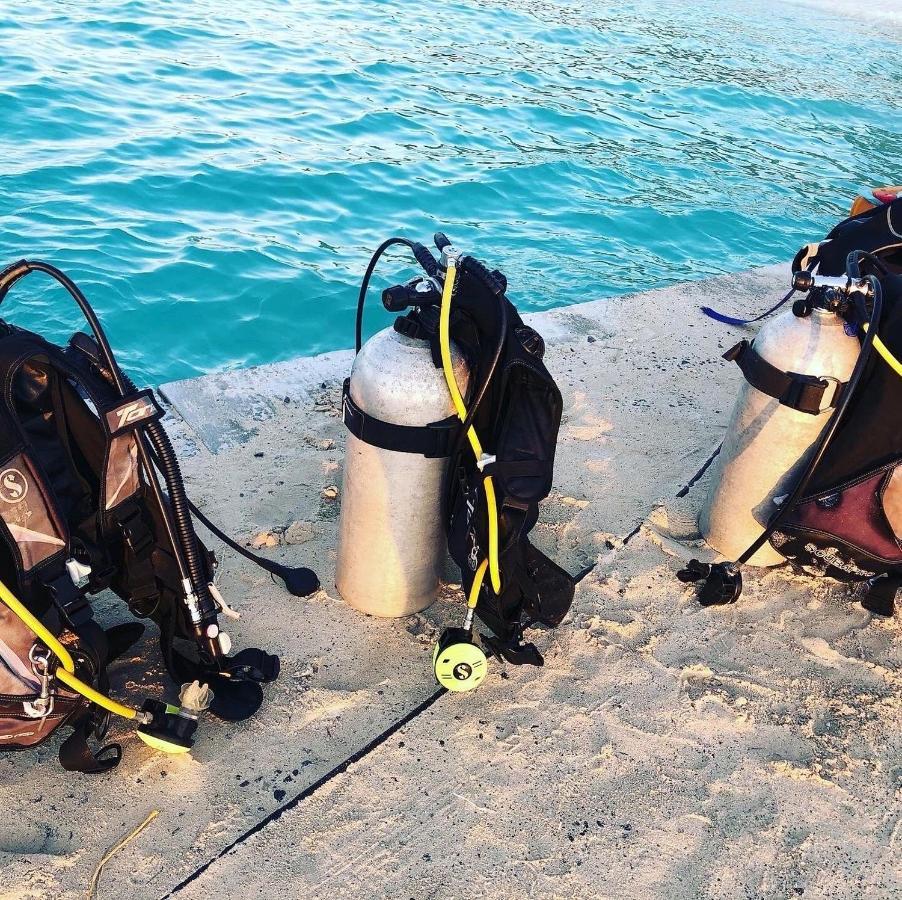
[1,0,899,382]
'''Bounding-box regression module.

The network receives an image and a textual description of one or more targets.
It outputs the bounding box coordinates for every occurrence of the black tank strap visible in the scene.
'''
[723,340,845,415]
[341,379,460,458]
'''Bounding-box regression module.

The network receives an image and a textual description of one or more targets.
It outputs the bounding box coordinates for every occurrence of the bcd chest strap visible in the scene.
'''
[341,378,460,458]
[724,340,846,415]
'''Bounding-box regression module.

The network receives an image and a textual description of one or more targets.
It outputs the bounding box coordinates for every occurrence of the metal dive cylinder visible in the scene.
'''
[699,305,860,566]
[336,321,469,617]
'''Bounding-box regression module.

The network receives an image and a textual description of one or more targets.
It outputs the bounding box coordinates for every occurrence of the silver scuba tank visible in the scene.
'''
[336,322,469,617]
[699,305,861,566]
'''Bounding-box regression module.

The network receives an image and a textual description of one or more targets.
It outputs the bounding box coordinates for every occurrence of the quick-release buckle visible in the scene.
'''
[43,570,91,626]
[780,373,839,415]
[476,453,496,473]
[341,379,363,436]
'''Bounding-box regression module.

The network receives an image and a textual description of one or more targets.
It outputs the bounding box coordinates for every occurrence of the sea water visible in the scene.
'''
[0,0,899,383]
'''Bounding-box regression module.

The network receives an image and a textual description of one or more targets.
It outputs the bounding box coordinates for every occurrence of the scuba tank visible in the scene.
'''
[336,305,469,617]
[699,304,860,565]
[681,193,902,613]
[339,234,581,691]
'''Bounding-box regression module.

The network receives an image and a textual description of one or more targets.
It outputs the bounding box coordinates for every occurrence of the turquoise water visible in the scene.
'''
[0,0,899,384]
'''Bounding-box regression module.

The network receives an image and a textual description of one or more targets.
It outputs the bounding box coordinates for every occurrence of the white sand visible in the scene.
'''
[0,265,899,899]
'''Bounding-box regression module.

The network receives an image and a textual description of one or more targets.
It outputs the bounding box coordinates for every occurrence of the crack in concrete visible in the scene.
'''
[161,688,447,898]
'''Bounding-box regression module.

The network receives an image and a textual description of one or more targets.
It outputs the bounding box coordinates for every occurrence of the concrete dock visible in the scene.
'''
[1,265,899,900]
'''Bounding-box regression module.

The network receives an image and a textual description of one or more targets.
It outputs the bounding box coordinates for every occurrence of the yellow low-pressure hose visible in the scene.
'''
[862,323,902,378]
[439,260,502,595]
[468,558,489,610]
[0,579,139,722]
[56,668,138,721]
[0,580,74,671]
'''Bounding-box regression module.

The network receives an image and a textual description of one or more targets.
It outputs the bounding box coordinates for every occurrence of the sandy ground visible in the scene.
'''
[0,264,899,899]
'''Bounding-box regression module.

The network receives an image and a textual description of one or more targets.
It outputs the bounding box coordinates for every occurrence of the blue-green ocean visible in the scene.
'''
[0,0,899,383]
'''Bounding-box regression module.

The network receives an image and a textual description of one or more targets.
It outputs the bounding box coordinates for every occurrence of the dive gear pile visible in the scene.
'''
[681,195,902,615]
[338,234,579,691]
[0,260,318,772]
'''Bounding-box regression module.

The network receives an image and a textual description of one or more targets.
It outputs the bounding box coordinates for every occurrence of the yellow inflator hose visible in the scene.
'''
[0,580,139,722]
[862,323,902,378]
[439,259,502,595]
[468,558,489,610]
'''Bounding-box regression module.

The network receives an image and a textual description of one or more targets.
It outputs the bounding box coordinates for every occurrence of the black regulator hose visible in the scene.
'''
[355,237,434,353]
[84,350,320,599]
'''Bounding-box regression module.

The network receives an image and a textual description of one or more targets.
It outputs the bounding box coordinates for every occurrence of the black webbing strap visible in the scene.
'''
[723,340,845,415]
[861,574,901,617]
[59,714,122,773]
[58,664,122,773]
[481,459,547,479]
[116,504,161,616]
[341,379,460,458]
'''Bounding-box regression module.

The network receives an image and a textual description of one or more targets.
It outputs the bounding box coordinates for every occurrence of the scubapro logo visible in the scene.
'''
[453,662,473,681]
[0,469,28,504]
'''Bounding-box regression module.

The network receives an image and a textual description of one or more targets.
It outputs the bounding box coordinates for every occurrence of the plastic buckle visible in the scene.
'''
[43,570,91,625]
[341,379,367,441]
[781,372,830,415]
[424,417,461,459]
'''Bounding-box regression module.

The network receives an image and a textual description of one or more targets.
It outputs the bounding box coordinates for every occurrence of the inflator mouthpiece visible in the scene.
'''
[676,560,743,606]
[179,680,214,716]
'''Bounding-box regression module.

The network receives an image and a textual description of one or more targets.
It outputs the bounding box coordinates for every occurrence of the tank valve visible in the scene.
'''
[792,271,872,297]
[676,560,743,606]
[792,271,815,293]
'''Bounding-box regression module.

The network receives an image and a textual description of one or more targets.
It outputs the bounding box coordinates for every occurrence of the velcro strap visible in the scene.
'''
[101,390,163,437]
[59,716,122,773]
[341,379,460,458]
[723,340,844,415]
